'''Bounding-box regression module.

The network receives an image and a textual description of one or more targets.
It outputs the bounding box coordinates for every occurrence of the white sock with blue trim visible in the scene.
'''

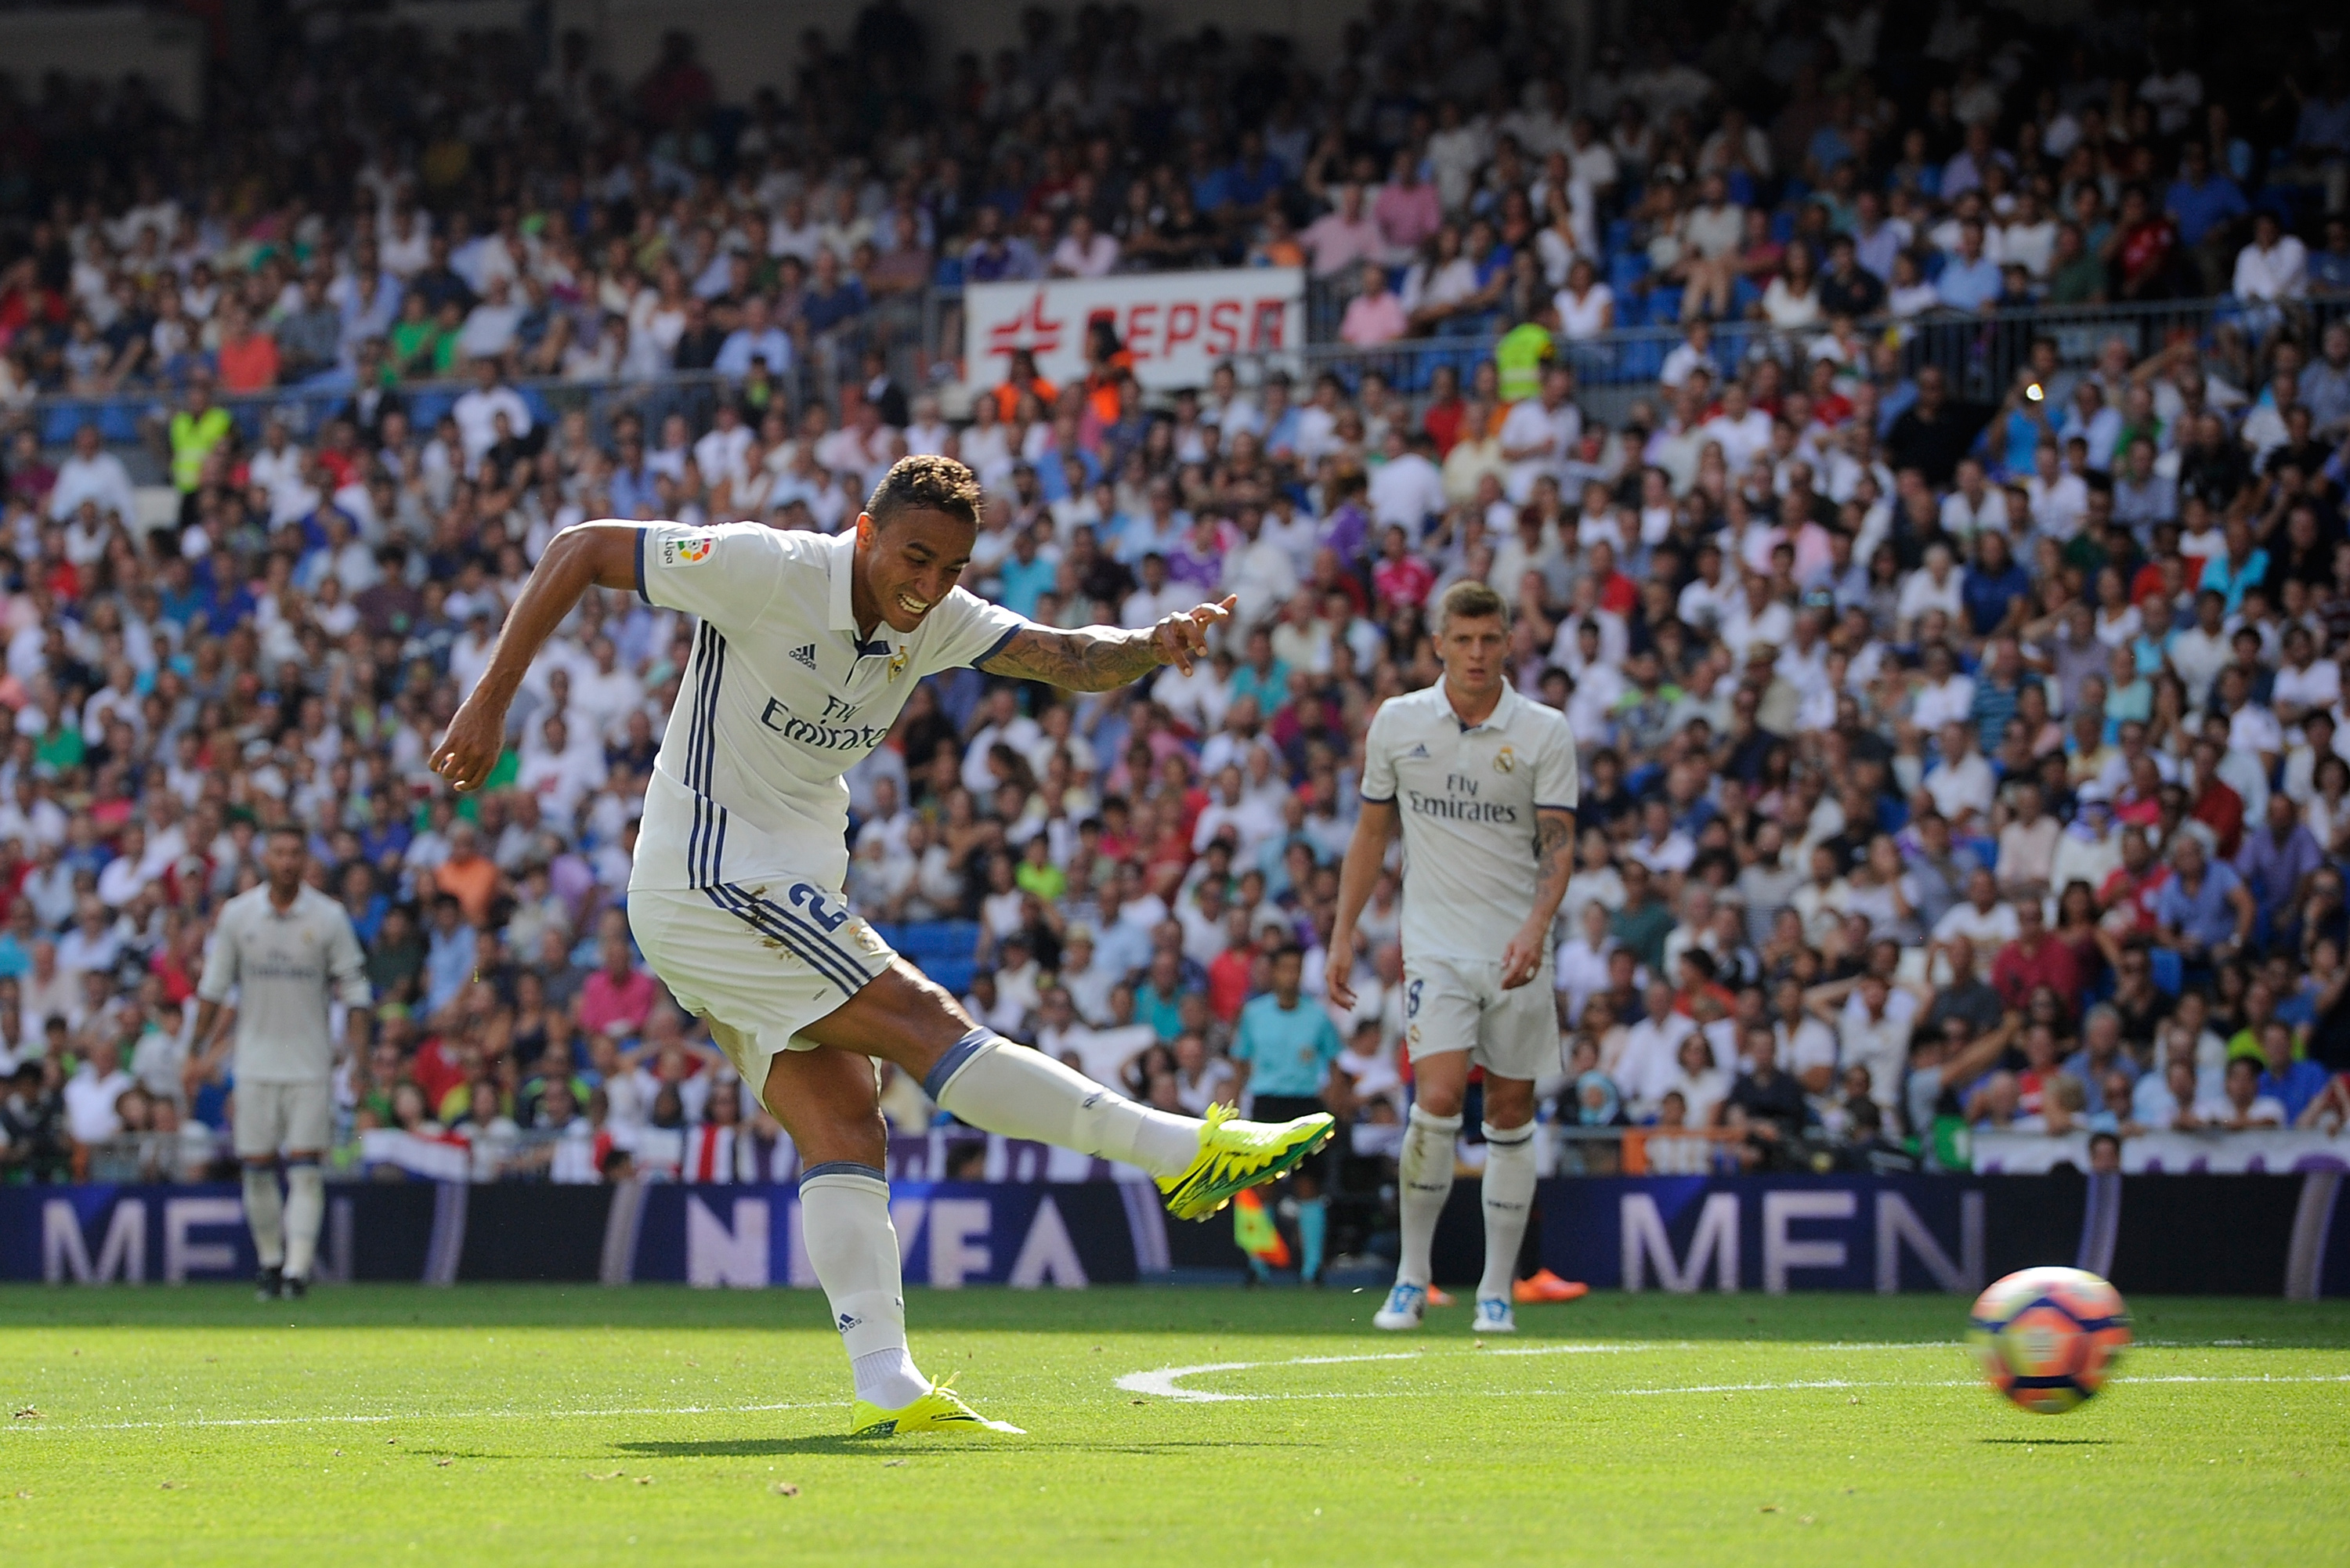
[799,1163,929,1409]
[926,1030,1200,1177]
[1477,1121,1537,1304]
[242,1165,285,1270]
[1396,1104,1462,1288]
[283,1162,325,1281]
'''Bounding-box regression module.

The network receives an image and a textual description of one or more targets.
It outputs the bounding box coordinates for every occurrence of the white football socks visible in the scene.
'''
[927,1030,1201,1177]
[1395,1104,1462,1288]
[283,1162,325,1281]
[798,1162,931,1410]
[242,1165,285,1270]
[1477,1121,1538,1304]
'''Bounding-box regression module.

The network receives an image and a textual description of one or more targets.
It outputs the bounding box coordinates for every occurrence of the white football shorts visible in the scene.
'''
[627,879,896,1086]
[233,1078,333,1158]
[1401,954,1564,1083]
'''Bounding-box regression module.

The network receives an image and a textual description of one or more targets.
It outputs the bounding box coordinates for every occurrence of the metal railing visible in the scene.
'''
[1263,294,2350,428]
[18,287,2347,458]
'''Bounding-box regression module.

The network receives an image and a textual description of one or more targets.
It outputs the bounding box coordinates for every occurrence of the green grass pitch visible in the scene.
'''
[4,1285,2348,1564]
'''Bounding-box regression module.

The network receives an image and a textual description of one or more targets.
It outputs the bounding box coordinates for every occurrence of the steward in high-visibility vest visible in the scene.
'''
[1495,320,1556,405]
[168,381,233,491]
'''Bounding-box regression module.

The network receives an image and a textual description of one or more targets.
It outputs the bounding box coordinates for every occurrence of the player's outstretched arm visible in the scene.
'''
[1327,797,1401,1011]
[978,595,1236,690]
[432,522,645,792]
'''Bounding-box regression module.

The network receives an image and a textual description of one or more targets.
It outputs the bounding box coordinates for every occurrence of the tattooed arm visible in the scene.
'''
[979,595,1236,691]
[1500,805,1578,991]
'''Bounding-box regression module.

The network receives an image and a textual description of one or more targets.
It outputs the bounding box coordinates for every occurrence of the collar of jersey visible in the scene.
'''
[1449,681,1519,734]
[822,529,895,658]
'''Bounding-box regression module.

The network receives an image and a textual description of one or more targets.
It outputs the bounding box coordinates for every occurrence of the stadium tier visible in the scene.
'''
[0,0,2347,1257]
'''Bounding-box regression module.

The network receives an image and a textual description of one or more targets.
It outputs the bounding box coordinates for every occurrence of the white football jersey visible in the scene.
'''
[1359,681,1579,963]
[196,883,372,1082]
[628,521,1026,894]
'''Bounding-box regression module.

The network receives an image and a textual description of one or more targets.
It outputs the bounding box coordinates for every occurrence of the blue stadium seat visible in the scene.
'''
[2149,948,2183,998]
[925,959,978,995]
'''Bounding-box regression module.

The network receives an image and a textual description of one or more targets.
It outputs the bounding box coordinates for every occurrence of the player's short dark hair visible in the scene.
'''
[867,453,982,530]
[1436,578,1508,634]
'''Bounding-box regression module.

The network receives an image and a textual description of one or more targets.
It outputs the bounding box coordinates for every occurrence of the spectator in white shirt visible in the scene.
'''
[2026,441,2088,539]
[1896,544,1967,639]
[451,359,533,468]
[1367,425,1445,532]
[1049,212,1119,279]
[2232,211,2308,303]
[1939,458,2010,540]
[1699,381,1773,472]
[1926,723,1998,828]
[48,424,139,524]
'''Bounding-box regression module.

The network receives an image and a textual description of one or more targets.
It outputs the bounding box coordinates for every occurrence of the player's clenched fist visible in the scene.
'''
[430,697,508,793]
[1152,595,1236,675]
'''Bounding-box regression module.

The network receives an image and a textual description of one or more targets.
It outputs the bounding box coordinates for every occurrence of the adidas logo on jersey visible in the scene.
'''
[1405,742,1430,759]
[790,643,818,669]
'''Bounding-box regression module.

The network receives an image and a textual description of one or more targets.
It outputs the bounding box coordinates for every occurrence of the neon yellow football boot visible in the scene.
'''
[848,1375,1025,1438]
[1157,1102,1336,1221]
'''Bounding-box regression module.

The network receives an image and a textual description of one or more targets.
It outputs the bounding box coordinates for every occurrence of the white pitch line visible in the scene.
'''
[1112,1348,2350,1404]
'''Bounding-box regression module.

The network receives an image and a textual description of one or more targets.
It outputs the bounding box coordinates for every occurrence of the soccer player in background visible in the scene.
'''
[1329,580,1583,1334]
[193,824,373,1300]
[431,456,1332,1437]
[1227,942,1346,1283]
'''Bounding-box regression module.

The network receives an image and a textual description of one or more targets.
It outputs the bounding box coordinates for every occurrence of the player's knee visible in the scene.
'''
[1481,1086,1537,1131]
[1413,1080,1466,1118]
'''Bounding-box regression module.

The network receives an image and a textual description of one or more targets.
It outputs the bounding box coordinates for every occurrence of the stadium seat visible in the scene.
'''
[2149,948,2183,998]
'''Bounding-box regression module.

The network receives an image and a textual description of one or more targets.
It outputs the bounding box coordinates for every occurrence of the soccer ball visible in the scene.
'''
[1969,1266,2131,1414]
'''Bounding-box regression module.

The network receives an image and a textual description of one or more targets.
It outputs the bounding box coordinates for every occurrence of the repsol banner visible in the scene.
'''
[0,1180,1170,1289]
[5,1174,2346,1298]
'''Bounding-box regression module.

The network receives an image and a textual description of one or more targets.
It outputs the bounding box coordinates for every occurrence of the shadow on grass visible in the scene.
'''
[1976,1437,2117,1446]
[613,1437,1290,1459]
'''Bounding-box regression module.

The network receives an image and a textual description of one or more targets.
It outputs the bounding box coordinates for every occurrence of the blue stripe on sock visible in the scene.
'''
[923,1028,996,1103]
[798,1160,888,1188]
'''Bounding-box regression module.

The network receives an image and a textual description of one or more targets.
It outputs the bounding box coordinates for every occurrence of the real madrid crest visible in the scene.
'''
[1493,744,1517,774]
[886,647,909,681]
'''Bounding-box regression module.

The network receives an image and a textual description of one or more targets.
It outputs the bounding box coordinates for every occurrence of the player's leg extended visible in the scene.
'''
[798,959,1332,1219]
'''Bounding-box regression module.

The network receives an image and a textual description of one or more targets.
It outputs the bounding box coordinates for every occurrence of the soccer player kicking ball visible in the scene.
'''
[1329,580,1582,1336]
[193,825,373,1301]
[431,457,1331,1437]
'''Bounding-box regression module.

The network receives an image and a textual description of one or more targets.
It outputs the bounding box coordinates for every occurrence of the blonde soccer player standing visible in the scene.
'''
[193,823,372,1300]
[1329,580,1583,1334]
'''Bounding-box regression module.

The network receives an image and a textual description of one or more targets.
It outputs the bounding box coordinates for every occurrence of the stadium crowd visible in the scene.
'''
[5,2,2350,1199]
